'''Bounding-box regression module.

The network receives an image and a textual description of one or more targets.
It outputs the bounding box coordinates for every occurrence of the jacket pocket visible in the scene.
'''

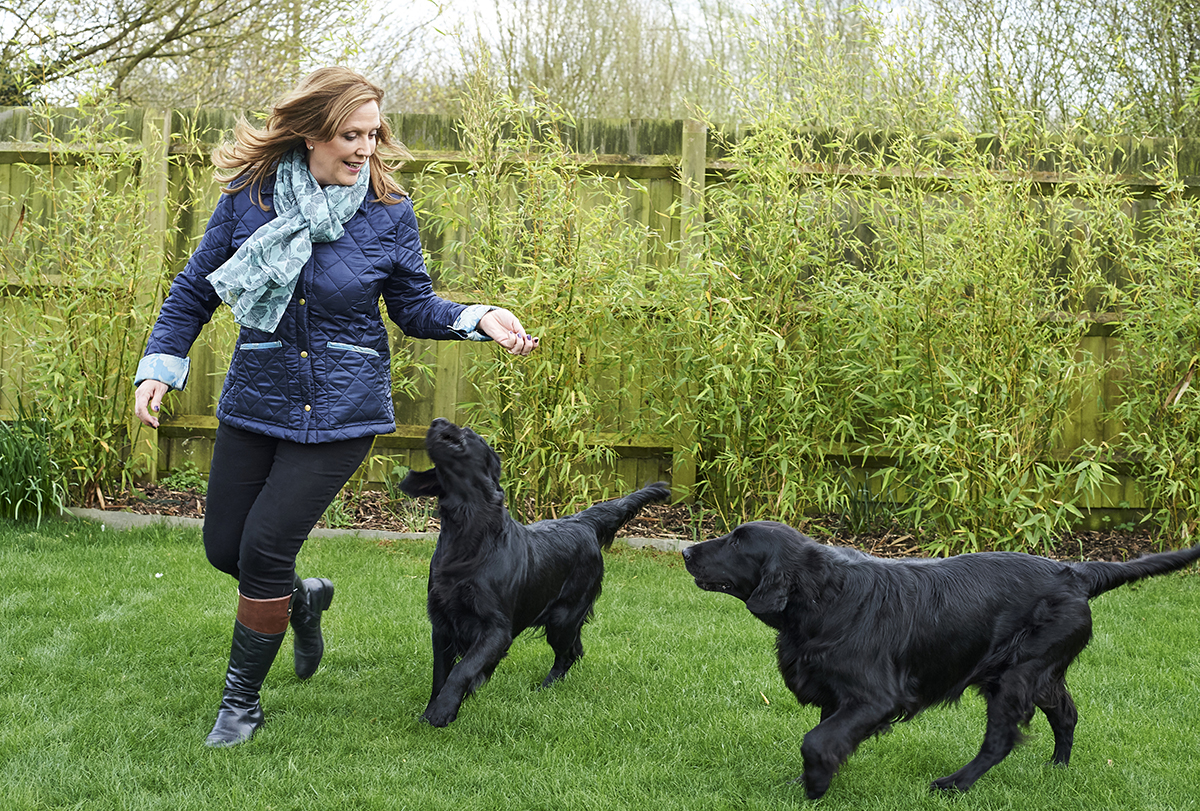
[321,341,391,426]
[221,341,291,422]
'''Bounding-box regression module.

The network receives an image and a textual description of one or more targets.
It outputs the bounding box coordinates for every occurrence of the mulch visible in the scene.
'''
[91,483,1173,562]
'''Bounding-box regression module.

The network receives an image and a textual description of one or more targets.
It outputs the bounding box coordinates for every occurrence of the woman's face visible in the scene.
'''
[306,100,380,187]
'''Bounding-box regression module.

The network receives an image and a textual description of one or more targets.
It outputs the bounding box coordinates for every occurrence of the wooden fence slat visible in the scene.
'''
[128,110,173,480]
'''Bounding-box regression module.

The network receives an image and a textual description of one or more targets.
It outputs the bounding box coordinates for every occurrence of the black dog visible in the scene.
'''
[400,418,669,727]
[682,520,1200,798]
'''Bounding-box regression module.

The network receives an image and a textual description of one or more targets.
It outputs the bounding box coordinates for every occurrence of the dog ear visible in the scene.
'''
[745,564,790,614]
[399,467,444,498]
[486,446,502,484]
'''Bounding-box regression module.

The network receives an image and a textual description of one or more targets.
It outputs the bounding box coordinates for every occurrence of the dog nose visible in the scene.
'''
[681,546,693,561]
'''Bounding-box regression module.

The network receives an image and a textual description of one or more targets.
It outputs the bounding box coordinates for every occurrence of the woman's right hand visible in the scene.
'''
[134,379,170,428]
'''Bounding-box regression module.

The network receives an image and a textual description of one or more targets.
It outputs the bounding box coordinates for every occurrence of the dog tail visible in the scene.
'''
[576,481,671,548]
[1073,544,1200,599]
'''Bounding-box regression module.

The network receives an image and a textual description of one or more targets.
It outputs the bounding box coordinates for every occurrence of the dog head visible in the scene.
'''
[683,521,817,616]
[399,418,503,501]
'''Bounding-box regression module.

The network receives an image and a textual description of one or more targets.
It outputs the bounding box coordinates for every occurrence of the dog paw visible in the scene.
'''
[930,776,965,793]
[540,671,566,689]
[421,705,457,728]
[421,712,451,728]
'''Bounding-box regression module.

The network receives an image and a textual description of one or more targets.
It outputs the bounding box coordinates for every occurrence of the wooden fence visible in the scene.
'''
[0,108,710,494]
[1,106,1198,519]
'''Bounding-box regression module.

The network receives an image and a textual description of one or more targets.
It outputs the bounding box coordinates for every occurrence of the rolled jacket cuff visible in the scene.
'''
[451,303,498,342]
[135,353,190,390]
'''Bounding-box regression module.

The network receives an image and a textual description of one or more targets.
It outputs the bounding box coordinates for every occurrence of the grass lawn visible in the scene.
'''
[1,517,1198,811]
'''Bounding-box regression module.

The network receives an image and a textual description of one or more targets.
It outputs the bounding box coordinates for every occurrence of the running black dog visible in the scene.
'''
[400,418,669,727]
[682,520,1200,798]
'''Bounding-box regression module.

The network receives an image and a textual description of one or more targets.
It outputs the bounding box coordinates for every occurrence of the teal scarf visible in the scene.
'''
[207,148,371,333]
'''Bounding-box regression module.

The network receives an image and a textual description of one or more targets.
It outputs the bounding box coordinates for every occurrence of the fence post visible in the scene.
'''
[679,118,707,267]
[672,119,707,502]
[128,109,173,482]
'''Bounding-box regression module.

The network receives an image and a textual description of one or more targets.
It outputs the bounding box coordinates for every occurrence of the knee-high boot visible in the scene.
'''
[204,591,291,748]
[290,574,334,680]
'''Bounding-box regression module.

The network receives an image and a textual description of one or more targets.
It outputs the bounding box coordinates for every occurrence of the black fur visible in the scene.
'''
[400,418,669,727]
[682,520,1200,798]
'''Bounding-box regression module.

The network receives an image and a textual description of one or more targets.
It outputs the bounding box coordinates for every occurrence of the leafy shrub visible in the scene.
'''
[159,462,207,492]
[4,81,1195,554]
[1107,168,1200,540]
[415,70,1156,553]
[0,417,66,523]
[0,104,161,504]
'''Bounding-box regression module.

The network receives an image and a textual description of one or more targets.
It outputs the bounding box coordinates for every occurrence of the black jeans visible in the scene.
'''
[203,422,374,600]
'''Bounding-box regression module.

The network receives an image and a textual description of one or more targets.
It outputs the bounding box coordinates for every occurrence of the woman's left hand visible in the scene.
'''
[479,308,539,356]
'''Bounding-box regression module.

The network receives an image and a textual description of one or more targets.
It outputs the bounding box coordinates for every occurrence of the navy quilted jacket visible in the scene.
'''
[137,180,486,443]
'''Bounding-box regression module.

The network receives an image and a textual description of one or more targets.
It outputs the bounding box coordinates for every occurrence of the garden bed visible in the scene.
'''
[91,483,1170,562]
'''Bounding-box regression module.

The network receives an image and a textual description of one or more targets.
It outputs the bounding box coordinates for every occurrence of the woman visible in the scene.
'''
[133,67,537,747]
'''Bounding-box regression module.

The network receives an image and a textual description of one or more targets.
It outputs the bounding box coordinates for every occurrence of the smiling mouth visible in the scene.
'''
[694,578,733,593]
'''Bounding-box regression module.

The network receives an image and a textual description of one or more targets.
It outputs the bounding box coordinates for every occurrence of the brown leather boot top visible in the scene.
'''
[236,591,292,635]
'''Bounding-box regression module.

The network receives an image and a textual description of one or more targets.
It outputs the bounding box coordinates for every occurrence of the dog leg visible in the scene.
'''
[542,623,586,688]
[541,579,601,688]
[429,628,456,707]
[423,631,512,727]
[799,702,893,800]
[931,678,1031,792]
[1035,678,1078,766]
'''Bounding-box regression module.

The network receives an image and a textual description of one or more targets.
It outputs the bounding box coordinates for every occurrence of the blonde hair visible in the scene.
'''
[213,67,407,207]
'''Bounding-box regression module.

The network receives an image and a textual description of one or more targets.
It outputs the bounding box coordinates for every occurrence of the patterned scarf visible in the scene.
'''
[207,148,371,333]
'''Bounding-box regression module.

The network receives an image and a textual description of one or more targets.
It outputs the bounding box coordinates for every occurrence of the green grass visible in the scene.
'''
[1,518,1198,811]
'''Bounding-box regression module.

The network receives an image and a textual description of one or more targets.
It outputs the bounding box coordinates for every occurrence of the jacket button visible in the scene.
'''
[300,351,308,358]
[304,405,311,412]
[299,298,306,305]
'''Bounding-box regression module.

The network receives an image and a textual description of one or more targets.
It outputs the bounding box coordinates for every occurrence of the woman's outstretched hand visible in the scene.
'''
[479,309,539,356]
[134,379,170,428]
